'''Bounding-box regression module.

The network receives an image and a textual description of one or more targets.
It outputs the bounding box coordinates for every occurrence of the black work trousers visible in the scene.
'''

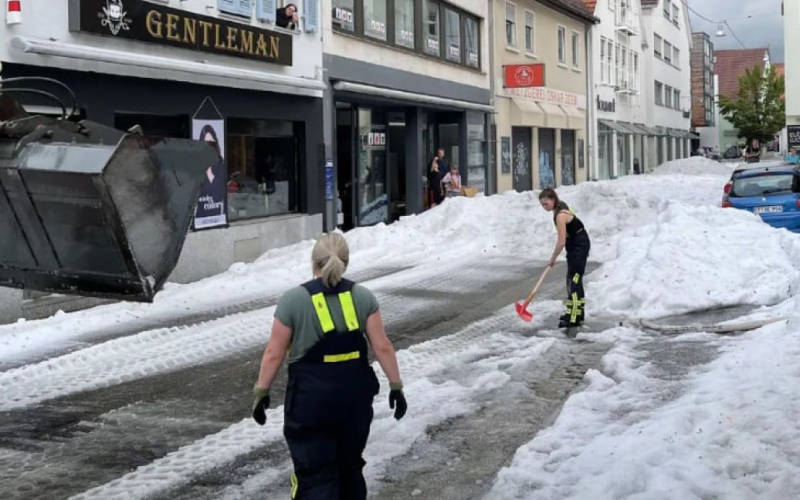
[565,230,591,324]
[283,361,380,499]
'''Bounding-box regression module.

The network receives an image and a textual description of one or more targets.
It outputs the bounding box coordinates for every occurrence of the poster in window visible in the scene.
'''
[192,97,228,230]
[501,136,511,174]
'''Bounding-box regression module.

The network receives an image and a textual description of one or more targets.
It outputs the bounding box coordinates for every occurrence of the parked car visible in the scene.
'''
[722,145,743,160]
[721,161,800,232]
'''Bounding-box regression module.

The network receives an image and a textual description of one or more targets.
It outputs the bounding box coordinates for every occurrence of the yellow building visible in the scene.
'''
[494,0,597,192]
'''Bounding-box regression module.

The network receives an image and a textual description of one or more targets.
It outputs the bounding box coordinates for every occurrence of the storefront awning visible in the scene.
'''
[539,102,568,129]
[561,106,585,130]
[511,99,545,128]
[599,119,629,134]
[333,81,494,113]
[11,36,327,97]
[625,123,651,135]
[637,124,663,136]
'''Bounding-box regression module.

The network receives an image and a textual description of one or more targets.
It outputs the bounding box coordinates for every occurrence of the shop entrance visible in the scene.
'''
[336,104,408,229]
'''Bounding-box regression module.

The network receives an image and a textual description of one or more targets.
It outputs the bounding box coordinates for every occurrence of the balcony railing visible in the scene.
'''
[615,0,639,36]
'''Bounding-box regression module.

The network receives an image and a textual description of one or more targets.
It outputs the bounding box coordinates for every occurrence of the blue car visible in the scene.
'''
[722,162,800,232]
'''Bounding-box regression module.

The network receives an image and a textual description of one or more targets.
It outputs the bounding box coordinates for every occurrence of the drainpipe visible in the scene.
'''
[488,0,497,194]
[585,22,597,181]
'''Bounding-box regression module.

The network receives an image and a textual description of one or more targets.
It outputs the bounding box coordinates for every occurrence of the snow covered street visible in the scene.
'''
[3,158,800,499]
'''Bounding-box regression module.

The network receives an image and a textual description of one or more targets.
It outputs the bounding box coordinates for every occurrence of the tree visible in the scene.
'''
[718,65,785,148]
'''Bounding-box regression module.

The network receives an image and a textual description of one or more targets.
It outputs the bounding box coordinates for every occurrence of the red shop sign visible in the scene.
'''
[503,64,545,88]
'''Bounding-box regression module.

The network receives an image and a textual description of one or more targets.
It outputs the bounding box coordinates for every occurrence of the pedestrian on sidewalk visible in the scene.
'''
[251,233,407,499]
[428,156,444,207]
[539,189,591,328]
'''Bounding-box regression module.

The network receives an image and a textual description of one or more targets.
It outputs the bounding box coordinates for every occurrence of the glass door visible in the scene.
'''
[357,108,389,226]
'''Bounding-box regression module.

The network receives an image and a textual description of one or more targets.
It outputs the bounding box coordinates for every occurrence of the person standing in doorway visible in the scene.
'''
[251,233,407,499]
[539,189,591,330]
[428,156,444,208]
[440,164,462,198]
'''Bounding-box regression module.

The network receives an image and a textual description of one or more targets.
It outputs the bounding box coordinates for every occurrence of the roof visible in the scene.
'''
[581,0,597,12]
[735,163,798,178]
[538,0,599,23]
[774,63,785,76]
[641,0,660,7]
[714,49,769,99]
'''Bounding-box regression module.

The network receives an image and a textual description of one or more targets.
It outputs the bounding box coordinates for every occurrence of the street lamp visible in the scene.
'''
[716,23,726,37]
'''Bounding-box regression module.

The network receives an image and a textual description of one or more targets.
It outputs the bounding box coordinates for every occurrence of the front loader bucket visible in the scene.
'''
[0,130,218,302]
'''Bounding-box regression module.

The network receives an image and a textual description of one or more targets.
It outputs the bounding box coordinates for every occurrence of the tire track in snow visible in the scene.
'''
[70,304,561,500]
[0,258,509,411]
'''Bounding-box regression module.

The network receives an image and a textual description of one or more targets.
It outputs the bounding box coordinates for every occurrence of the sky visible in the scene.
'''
[687,0,785,63]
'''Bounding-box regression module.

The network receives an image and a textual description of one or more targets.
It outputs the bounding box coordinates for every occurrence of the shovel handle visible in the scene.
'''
[522,266,551,307]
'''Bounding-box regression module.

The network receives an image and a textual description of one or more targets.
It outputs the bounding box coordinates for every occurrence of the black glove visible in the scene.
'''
[252,385,270,426]
[389,389,407,421]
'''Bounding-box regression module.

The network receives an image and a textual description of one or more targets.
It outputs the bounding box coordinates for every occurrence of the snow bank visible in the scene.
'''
[488,317,800,499]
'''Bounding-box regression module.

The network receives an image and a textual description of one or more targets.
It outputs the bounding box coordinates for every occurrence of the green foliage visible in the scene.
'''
[718,65,785,145]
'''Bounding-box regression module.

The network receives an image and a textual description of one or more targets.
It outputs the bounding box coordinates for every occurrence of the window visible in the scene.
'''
[673,47,680,67]
[505,2,516,47]
[465,17,479,68]
[619,45,627,88]
[672,4,679,25]
[665,85,673,107]
[445,8,461,62]
[364,0,387,41]
[227,118,300,222]
[332,0,355,32]
[663,41,672,64]
[655,81,663,105]
[572,31,580,68]
[600,37,607,83]
[633,52,639,91]
[423,0,440,56]
[607,39,614,83]
[674,89,680,109]
[664,0,671,19]
[524,11,535,54]
[654,34,662,58]
[615,43,620,85]
[558,26,566,64]
[394,0,415,48]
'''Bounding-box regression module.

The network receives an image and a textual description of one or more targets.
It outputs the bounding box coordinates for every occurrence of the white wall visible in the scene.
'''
[590,0,647,125]
[641,0,691,132]
[786,0,800,124]
[0,0,323,95]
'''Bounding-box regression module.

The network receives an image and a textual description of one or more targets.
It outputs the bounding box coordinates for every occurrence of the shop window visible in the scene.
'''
[364,0,387,41]
[557,26,566,64]
[357,109,388,225]
[467,112,486,193]
[445,8,461,63]
[332,0,355,32]
[394,0,415,48]
[465,16,479,68]
[226,118,299,221]
[424,0,441,56]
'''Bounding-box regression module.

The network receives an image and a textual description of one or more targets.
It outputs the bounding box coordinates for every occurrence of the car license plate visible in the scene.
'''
[753,205,784,214]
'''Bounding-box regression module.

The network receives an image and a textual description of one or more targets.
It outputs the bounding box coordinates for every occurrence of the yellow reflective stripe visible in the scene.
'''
[570,292,580,323]
[324,351,361,363]
[573,273,581,284]
[290,471,298,498]
[338,291,360,331]
[311,293,335,333]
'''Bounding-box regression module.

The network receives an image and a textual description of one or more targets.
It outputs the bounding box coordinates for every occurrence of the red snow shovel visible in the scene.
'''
[515,266,551,322]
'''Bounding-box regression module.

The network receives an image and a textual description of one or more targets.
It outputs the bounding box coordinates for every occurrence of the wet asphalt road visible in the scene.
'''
[0,258,742,500]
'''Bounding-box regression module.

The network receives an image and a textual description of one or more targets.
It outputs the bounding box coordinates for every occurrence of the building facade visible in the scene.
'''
[1,0,327,320]
[494,0,597,193]
[640,0,693,167]
[785,0,800,151]
[690,31,715,150]
[322,0,493,229]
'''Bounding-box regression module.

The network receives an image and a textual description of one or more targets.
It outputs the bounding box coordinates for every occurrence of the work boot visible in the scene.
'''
[559,317,578,328]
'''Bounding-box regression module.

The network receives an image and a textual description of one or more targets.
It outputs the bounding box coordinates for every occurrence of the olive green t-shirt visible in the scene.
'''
[275,283,380,364]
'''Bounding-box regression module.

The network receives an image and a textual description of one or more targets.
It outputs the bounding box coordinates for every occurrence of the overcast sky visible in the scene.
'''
[687,0,785,63]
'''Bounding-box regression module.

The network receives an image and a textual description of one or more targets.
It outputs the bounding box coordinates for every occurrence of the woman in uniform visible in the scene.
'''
[251,233,407,499]
[539,188,591,329]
